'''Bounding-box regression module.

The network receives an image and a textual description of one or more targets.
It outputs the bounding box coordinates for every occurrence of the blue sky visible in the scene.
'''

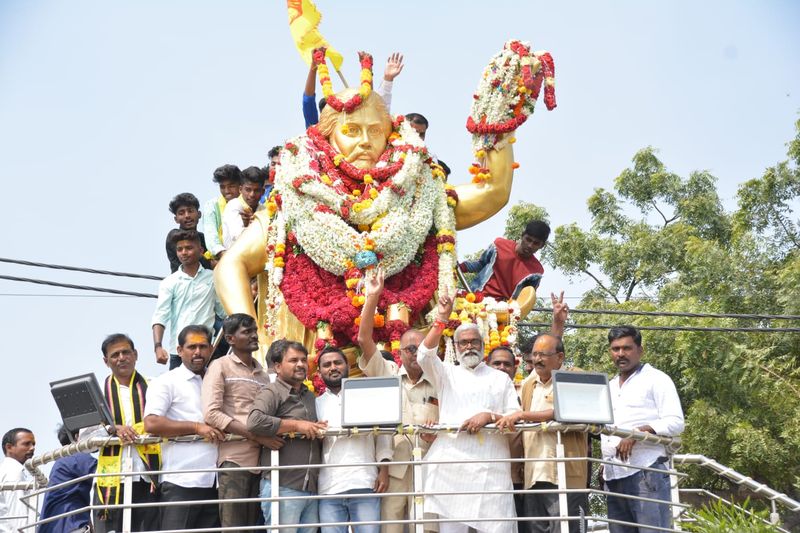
[0,0,798,456]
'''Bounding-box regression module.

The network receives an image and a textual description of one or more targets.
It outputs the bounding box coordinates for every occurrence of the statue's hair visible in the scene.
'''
[317,89,393,139]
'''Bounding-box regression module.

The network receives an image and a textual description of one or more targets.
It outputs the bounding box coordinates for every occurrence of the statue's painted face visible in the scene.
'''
[330,100,389,169]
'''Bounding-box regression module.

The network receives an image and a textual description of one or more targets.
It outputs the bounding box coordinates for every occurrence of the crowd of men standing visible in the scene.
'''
[2,291,684,533]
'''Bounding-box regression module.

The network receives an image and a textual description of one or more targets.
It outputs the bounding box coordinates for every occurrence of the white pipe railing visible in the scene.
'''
[1,424,793,532]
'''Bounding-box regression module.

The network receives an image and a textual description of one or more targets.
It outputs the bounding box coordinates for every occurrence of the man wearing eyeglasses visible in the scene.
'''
[496,333,589,533]
[416,293,520,533]
[356,269,439,533]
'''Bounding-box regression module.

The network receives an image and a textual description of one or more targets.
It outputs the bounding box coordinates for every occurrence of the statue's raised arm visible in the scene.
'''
[215,41,556,363]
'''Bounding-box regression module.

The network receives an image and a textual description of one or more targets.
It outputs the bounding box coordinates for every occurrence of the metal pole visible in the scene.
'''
[121,444,133,533]
[669,456,682,530]
[413,433,425,533]
[270,449,280,531]
[556,431,569,533]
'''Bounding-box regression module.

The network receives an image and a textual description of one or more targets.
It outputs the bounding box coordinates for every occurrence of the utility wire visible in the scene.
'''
[0,257,162,281]
[0,275,158,298]
[531,307,800,322]
[520,322,800,333]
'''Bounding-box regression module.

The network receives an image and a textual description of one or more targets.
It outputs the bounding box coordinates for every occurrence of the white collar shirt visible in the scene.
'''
[221,197,266,249]
[0,456,31,533]
[145,364,218,487]
[315,389,393,495]
[415,344,519,533]
[151,265,225,354]
[601,363,685,480]
[118,384,147,481]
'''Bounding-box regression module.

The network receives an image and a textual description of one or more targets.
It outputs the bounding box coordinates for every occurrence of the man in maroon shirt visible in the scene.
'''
[460,220,550,300]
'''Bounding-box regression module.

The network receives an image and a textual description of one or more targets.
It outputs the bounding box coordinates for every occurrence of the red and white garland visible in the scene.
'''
[261,117,458,350]
[466,40,557,184]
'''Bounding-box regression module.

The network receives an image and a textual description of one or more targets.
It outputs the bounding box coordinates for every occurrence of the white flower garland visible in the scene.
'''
[468,40,541,153]
[270,120,457,293]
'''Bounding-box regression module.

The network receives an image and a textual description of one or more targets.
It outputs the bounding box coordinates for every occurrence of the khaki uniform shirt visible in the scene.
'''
[359,352,439,479]
[520,370,588,489]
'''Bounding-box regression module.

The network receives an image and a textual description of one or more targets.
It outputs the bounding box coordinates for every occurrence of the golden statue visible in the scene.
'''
[214,42,555,368]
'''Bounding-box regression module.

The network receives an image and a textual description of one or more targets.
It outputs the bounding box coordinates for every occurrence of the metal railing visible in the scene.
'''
[1,424,796,533]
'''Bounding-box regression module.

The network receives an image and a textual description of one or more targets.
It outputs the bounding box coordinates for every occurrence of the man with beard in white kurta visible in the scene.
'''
[417,293,520,533]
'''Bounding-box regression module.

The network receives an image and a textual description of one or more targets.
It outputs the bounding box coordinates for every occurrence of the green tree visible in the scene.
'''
[537,120,800,516]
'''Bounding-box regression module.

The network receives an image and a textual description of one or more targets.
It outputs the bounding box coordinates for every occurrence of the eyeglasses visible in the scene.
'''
[400,345,418,355]
[456,338,482,349]
[532,351,561,358]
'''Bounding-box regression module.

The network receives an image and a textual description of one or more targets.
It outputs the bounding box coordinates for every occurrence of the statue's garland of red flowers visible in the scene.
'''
[279,233,440,356]
[313,48,374,114]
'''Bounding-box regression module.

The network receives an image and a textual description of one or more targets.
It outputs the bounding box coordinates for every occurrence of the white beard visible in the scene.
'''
[459,350,482,369]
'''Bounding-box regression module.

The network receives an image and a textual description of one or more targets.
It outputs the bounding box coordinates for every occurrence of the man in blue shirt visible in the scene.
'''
[39,426,96,533]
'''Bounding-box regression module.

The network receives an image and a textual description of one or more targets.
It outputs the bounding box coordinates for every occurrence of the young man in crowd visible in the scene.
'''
[601,326,684,532]
[222,166,268,249]
[404,113,429,140]
[417,293,520,533]
[247,340,328,531]
[460,220,550,301]
[497,332,589,533]
[39,425,96,533]
[202,314,280,532]
[263,147,281,201]
[203,164,242,260]
[145,325,225,530]
[0,427,36,533]
[356,268,438,532]
[152,229,225,369]
[94,334,160,533]
[166,192,213,272]
[315,347,392,533]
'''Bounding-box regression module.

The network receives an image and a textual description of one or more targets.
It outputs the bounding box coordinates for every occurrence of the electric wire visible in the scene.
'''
[0,257,162,280]
[0,274,158,298]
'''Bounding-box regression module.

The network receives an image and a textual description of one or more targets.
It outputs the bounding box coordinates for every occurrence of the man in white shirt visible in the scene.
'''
[0,428,35,533]
[145,325,225,530]
[315,347,392,533]
[221,166,267,249]
[600,326,684,533]
[417,293,520,533]
[356,269,439,533]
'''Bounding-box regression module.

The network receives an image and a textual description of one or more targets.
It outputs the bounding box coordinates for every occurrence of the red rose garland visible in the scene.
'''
[466,40,557,136]
[279,235,441,349]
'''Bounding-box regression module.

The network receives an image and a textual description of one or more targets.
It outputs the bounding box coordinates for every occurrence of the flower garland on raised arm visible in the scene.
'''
[466,39,557,184]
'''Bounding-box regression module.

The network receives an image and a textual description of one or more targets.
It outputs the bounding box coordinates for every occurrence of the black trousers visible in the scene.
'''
[92,480,159,533]
[521,482,588,533]
[159,482,220,530]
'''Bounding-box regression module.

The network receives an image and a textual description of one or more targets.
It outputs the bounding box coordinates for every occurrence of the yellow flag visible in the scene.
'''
[287,0,343,70]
